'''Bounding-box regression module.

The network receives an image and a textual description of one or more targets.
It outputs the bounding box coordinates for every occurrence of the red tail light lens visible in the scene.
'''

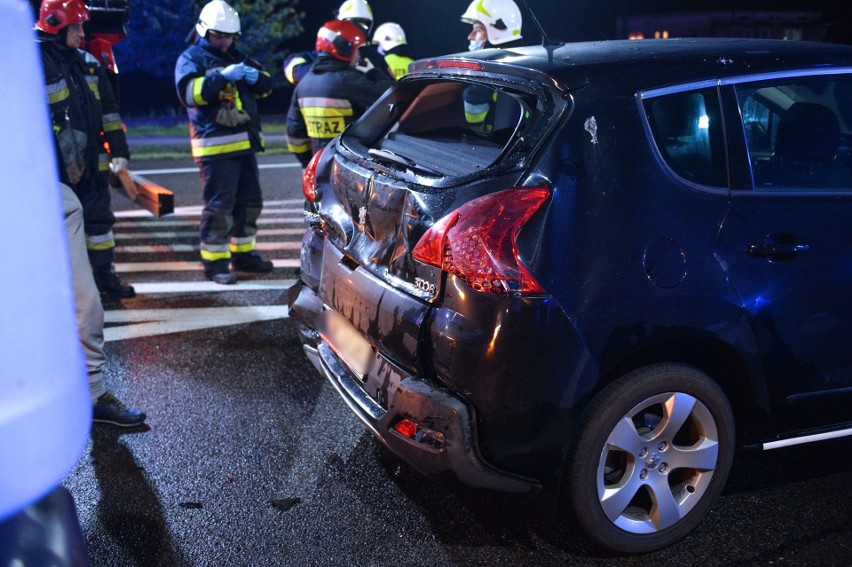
[412,187,549,294]
[436,60,483,71]
[302,147,324,202]
[392,418,445,449]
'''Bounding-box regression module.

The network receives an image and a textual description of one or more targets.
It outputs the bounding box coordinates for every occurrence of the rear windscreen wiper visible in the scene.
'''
[368,148,441,176]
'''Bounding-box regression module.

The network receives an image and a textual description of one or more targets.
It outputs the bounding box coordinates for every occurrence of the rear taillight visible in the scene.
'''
[436,60,483,71]
[302,147,324,202]
[412,187,549,294]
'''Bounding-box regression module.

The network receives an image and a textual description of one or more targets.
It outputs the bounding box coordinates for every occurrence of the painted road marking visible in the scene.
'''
[116,241,302,254]
[114,217,305,228]
[106,199,302,341]
[116,258,300,273]
[114,227,307,240]
[104,305,290,342]
[130,279,295,294]
[112,199,304,219]
[132,163,302,176]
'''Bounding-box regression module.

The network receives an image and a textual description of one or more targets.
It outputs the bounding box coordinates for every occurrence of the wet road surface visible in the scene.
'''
[62,154,852,566]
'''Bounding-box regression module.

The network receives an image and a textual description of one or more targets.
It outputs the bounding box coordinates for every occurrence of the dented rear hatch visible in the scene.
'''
[316,56,573,296]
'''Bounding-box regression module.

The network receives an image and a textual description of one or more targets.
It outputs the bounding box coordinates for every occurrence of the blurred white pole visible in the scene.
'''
[0,0,91,522]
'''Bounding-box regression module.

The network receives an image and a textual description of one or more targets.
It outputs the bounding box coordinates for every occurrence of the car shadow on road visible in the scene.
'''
[362,431,852,564]
[90,426,188,565]
[362,434,599,558]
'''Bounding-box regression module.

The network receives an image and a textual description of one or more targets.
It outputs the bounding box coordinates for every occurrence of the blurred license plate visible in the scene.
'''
[321,310,373,379]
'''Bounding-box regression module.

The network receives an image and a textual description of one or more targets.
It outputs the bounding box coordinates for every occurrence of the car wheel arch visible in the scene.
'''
[593,334,761,442]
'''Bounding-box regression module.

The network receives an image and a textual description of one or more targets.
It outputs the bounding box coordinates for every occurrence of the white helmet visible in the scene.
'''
[337,0,373,28]
[373,22,406,53]
[196,0,241,37]
[460,0,522,46]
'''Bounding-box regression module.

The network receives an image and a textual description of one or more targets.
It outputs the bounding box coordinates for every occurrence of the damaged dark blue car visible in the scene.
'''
[287,38,852,554]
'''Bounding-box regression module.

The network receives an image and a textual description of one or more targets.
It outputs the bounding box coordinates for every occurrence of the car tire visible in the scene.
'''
[566,363,735,555]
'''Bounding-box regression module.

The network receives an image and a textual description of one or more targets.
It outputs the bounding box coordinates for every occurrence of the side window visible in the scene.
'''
[645,88,727,187]
[735,75,852,192]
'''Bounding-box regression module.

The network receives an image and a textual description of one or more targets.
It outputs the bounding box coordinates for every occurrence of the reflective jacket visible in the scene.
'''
[286,55,392,166]
[282,50,317,85]
[283,44,393,86]
[39,39,129,185]
[175,39,272,162]
[382,44,415,80]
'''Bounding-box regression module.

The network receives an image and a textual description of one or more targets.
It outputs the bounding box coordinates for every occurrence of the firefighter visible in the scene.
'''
[282,0,393,86]
[372,22,415,79]
[285,20,393,167]
[35,0,135,299]
[175,0,275,284]
[461,0,523,51]
[460,0,524,135]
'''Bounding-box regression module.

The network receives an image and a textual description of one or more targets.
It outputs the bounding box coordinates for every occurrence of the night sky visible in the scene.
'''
[287,0,851,60]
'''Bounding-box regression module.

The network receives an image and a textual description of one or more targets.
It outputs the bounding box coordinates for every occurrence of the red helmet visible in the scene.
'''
[36,0,90,34]
[315,19,366,63]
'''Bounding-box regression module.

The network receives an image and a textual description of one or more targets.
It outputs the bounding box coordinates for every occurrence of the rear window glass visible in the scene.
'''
[645,88,727,188]
[342,80,529,178]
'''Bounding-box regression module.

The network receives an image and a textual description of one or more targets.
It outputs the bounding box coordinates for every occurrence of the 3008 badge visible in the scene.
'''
[414,277,436,295]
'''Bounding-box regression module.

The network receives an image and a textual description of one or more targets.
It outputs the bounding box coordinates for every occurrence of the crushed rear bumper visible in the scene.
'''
[287,276,541,494]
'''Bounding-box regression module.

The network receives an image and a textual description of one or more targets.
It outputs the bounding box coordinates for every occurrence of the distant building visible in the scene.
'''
[617,10,828,42]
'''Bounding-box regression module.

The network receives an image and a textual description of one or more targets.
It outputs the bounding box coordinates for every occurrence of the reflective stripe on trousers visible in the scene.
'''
[198,154,263,262]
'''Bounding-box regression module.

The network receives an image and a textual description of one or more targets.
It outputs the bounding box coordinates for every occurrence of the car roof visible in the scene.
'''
[417,38,852,91]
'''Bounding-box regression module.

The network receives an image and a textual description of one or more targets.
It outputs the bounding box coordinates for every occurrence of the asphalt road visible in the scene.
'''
[62,153,852,566]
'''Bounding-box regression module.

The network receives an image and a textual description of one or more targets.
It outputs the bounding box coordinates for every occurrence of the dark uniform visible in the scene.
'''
[39,38,130,295]
[175,38,273,275]
[286,55,392,166]
[283,43,392,86]
[282,50,317,85]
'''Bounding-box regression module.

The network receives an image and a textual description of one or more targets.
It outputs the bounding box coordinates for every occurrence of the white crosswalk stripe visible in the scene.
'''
[114,227,307,239]
[114,216,306,228]
[104,305,291,342]
[115,258,300,272]
[104,174,306,338]
[116,241,302,254]
[110,197,305,284]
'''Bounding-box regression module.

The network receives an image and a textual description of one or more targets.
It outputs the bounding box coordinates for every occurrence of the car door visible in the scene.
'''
[717,71,852,433]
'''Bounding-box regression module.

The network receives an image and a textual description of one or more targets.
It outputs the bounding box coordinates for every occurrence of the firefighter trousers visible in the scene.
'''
[197,154,264,265]
[69,171,118,273]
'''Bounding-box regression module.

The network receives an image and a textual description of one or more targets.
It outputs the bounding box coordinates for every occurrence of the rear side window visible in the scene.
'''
[735,74,852,192]
[343,80,529,178]
[645,88,727,188]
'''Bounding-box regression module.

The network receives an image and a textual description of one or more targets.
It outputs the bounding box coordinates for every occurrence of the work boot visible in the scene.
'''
[93,392,146,427]
[94,269,136,299]
[204,259,237,285]
[231,251,274,274]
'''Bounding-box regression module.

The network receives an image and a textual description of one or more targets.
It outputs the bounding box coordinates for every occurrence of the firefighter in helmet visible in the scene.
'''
[282,0,393,86]
[175,0,275,284]
[285,19,393,167]
[461,0,523,51]
[460,0,524,135]
[35,0,135,299]
[372,22,415,79]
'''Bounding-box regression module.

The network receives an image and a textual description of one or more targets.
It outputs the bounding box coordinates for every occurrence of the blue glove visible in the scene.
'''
[221,63,246,82]
[244,66,259,85]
